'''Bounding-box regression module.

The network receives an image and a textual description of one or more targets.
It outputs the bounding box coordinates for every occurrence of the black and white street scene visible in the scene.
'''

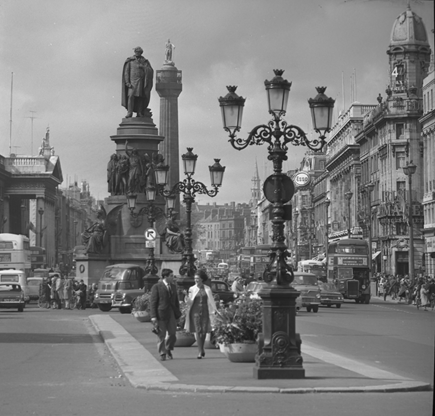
[0,1,434,415]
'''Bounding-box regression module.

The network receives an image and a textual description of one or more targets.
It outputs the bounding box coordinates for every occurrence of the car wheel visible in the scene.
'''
[312,306,319,313]
[355,299,360,304]
[98,304,112,312]
[327,304,332,308]
[119,307,131,314]
[306,306,312,312]
[18,305,24,312]
[336,304,341,308]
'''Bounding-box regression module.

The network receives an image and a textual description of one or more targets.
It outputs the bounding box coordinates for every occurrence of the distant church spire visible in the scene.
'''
[250,160,261,205]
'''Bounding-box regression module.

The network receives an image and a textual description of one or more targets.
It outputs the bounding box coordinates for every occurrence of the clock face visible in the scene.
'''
[392,63,406,92]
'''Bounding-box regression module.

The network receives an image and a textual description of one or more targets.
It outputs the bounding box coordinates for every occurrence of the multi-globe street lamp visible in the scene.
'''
[365,183,375,278]
[127,185,174,276]
[155,148,225,291]
[324,197,331,280]
[344,191,353,238]
[403,160,417,283]
[218,69,334,379]
[38,207,44,247]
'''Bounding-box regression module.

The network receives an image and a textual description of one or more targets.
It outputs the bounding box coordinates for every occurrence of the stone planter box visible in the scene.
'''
[132,311,151,322]
[220,342,258,362]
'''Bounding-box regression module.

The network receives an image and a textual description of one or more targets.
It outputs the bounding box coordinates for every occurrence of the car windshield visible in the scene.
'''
[0,275,19,283]
[103,267,125,279]
[27,280,41,286]
[319,282,340,292]
[293,275,318,286]
[246,282,264,293]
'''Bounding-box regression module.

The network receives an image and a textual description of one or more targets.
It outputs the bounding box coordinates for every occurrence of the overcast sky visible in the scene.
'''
[0,0,433,205]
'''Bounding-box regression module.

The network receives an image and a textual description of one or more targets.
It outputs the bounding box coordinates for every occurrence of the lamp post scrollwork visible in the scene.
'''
[219,70,334,379]
[155,148,225,284]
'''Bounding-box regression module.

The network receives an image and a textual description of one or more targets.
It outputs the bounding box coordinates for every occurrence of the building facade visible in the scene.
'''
[420,52,435,275]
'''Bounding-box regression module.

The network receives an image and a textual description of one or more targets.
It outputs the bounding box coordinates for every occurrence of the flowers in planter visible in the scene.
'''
[131,291,151,313]
[213,295,263,345]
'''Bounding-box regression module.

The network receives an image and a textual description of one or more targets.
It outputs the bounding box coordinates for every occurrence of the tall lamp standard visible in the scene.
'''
[293,208,299,267]
[155,148,225,292]
[344,191,353,238]
[38,207,44,247]
[365,183,375,278]
[218,70,334,379]
[403,161,417,283]
[324,198,330,280]
[127,186,174,277]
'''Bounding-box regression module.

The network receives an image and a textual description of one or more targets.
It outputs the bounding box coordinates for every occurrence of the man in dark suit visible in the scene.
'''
[150,269,181,361]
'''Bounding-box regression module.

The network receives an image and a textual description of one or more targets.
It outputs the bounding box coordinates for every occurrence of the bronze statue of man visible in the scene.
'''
[122,47,154,118]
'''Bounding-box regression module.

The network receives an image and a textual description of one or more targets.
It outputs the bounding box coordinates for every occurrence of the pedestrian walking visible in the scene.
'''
[149,269,181,361]
[185,270,217,359]
[64,278,74,309]
[77,280,87,310]
[231,277,245,294]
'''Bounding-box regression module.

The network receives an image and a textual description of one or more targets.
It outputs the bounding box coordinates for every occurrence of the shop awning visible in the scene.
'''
[372,251,382,260]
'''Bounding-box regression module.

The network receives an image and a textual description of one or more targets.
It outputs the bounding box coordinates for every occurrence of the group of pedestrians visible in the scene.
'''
[149,268,217,361]
[39,275,91,310]
[376,273,435,310]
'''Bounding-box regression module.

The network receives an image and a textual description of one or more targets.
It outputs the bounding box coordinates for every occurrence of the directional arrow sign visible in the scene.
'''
[145,228,157,241]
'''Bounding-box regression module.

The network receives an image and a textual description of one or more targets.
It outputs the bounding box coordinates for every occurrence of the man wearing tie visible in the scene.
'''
[150,269,182,361]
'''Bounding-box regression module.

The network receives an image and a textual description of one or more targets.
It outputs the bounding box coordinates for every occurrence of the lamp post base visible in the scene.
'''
[253,285,305,379]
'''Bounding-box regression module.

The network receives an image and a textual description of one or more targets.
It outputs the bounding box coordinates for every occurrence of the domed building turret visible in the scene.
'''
[387,5,431,97]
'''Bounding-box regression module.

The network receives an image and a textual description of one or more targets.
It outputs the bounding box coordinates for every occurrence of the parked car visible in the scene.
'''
[291,272,321,313]
[25,277,43,301]
[94,264,146,313]
[0,283,26,312]
[245,281,266,299]
[208,280,235,304]
[319,282,344,308]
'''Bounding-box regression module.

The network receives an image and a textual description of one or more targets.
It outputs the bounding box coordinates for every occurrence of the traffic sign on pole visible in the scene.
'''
[145,228,157,241]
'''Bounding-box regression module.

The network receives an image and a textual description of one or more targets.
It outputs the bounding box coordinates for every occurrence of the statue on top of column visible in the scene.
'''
[121,46,154,118]
[164,39,175,64]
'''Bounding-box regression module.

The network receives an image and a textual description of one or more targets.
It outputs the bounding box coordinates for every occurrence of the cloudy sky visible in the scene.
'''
[0,0,433,205]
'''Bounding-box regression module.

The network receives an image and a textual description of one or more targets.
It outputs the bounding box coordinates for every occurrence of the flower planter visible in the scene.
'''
[132,311,151,323]
[220,342,258,363]
[174,331,196,347]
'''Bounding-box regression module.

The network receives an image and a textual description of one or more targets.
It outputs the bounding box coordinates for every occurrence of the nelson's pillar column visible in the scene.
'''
[155,40,182,209]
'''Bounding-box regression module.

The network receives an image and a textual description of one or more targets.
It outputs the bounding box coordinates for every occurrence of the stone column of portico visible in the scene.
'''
[155,63,182,212]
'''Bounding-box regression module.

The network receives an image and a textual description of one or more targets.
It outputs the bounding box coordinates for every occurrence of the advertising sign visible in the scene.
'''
[337,257,368,266]
[293,172,311,188]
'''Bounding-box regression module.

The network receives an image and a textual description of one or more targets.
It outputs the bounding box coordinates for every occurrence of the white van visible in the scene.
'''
[0,269,29,302]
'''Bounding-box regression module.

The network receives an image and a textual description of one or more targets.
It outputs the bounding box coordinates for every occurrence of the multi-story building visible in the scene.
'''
[355,6,431,277]
[420,52,435,275]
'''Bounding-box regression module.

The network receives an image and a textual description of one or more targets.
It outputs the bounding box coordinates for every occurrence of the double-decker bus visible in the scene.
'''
[30,246,46,270]
[327,238,370,304]
[238,245,272,280]
[298,259,327,282]
[0,234,32,279]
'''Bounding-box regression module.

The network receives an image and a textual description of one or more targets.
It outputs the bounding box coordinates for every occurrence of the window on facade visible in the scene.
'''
[396,222,407,236]
[395,151,405,170]
[396,181,406,200]
[396,123,404,140]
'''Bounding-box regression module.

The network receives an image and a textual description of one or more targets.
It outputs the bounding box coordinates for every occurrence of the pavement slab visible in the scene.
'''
[89,314,432,394]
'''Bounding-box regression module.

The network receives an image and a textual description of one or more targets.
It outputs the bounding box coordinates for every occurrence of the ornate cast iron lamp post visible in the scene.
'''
[127,185,173,276]
[325,197,330,280]
[344,191,353,238]
[155,148,225,291]
[218,70,334,379]
[365,183,375,277]
[38,207,44,247]
[403,161,417,283]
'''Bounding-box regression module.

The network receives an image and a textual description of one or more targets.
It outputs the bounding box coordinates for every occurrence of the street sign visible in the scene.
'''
[145,228,157,241]
[263,174,295,203]
[145,241,156,248]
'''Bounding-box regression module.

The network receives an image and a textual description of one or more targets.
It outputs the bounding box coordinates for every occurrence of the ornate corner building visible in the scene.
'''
[290,6,433,277]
